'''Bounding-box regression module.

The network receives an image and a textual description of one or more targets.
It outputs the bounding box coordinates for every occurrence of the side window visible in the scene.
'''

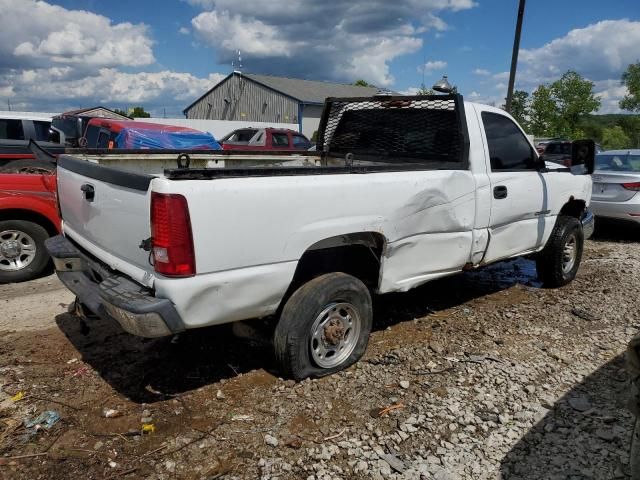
[292,135,311,149]
[271,133,290,147]
[0,119,25,140]
[481,112,536,171]
[33,121,52,141]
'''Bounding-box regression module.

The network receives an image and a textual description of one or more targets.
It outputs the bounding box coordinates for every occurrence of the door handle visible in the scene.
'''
[493,185,508,199]
[81,183,95,202]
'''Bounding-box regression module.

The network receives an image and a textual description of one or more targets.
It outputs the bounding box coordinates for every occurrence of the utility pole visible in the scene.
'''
[505,0,526,113]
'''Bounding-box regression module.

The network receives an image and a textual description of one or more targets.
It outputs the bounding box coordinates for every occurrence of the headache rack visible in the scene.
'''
[316,94,469,169]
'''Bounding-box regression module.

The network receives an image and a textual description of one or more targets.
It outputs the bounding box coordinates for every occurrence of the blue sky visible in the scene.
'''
[1,0,639,116]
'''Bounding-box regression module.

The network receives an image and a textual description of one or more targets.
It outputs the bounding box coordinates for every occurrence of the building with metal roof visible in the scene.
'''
[183,72,380,138]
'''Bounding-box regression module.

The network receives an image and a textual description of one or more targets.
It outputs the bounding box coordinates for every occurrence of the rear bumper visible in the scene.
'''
[581,209,595,240]
[45,235,185,338]
[591,197,640,224]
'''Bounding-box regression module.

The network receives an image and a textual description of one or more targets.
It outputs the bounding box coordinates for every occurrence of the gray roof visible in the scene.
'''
[244,73,380,104]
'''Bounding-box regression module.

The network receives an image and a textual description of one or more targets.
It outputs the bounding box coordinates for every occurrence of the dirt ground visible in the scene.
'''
[1,221,639,480]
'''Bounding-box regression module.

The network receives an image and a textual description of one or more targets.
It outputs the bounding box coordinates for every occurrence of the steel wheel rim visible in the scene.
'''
[561,233,577,274]
[0,230,37,272]
[310,302,361,369]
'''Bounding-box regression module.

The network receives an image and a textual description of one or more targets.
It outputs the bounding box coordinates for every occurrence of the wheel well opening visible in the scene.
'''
[559,198,586,219]
[0,209,59,237]
[277,232,386,313]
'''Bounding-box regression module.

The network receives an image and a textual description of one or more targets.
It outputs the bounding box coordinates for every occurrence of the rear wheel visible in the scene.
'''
[0,220,50,283]
[273,273,372,380]
[536,215,584,287]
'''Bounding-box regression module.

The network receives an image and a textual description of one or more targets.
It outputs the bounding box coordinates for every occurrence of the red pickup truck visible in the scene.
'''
[220,127,312,150]
[0,172,60,283]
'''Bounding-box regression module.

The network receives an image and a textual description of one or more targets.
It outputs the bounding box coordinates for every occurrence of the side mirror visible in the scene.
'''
[571,139,595,174]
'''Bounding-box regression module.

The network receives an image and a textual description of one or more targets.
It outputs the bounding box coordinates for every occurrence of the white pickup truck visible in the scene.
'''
[46,94,595,380]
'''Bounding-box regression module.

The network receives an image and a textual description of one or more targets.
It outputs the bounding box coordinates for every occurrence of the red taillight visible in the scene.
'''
[622,182,640,191]
[150,192,195,277]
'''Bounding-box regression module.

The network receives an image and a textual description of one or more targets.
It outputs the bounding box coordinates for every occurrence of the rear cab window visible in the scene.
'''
[33,120,52,141]
[0,119,25,140]
[481,112,536,171]
[596,154,640,172]
[271,133,290,147]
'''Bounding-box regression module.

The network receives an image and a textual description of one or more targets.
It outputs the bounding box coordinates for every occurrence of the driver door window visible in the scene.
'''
[482,112,536,171]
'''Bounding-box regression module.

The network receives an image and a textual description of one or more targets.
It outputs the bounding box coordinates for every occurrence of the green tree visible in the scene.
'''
[113,108,132,118]
[549,71,600,137]
[503,90,530,131]
[416,84,435,95]
[601,125,631,150]
[620,62,640,112]
[529,85,557,136]
[130,106,151,118]
[353,79,372,87]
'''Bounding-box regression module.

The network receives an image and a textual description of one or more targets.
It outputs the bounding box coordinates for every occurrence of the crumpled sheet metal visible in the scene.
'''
[628,333,640,417]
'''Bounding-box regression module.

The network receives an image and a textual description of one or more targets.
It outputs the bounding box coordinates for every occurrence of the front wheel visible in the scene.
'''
[273,273,372,380]
[0,220,50,283]
[535,215,584,288]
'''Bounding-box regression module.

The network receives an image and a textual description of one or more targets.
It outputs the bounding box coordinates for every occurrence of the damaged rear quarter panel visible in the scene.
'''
[160,169,477,325]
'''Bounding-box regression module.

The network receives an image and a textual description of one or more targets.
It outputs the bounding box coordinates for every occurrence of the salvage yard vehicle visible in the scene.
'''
[0,113,65,173]
[82,119,222,150]
[0,172,60,283]
[591,150,640,225]
[46,94,595,380]
[221,127,311,151]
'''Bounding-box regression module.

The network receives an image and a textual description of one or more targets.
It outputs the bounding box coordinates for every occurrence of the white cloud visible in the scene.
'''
[0,0,229,115]
[190,0,477,86]
[593,79,629,114]
[0,0,154,70]
[467,21,639,113]
[0,67,226,115]
[419,60,447,74]
[178,27,191,35]
[519,19,640,84]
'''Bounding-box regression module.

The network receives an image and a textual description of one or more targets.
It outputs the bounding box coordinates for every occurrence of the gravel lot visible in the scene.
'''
[1,222,639,479]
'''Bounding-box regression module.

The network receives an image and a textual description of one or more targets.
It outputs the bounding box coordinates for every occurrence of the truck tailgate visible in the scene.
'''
[57,155,155,286]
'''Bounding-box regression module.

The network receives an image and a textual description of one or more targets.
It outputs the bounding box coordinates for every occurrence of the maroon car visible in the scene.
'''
[221,128,311,151]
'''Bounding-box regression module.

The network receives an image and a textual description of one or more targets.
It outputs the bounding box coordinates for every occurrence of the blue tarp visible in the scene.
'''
[115,127,221,150]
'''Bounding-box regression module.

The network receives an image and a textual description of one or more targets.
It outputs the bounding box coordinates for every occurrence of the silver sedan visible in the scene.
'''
[590,150,640,224]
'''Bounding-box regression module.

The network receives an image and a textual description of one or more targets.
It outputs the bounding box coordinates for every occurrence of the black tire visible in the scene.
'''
[273,273,372,380]
[0,159,56,174]
[536,215,584,287]
[0,220,50,283]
